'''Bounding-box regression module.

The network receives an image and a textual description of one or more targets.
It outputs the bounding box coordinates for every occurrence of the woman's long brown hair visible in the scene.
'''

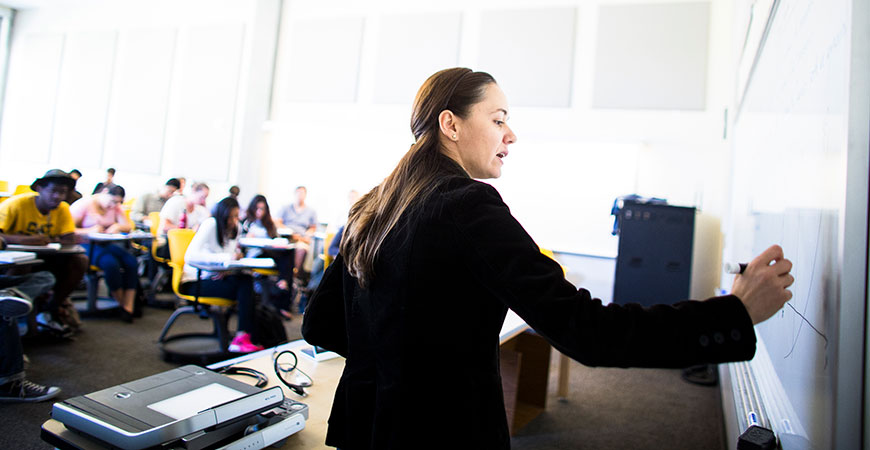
[245,194,277,238]
[340,67,496,288]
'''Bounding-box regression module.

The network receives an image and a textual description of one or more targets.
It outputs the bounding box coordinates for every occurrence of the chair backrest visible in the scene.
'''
[13,184,34,196]
[0,180,8,193]
[323,231,337,268]
[167,228,196,295]
[149,211,170,263]
[540,247,567,276]
[148,211,161,236]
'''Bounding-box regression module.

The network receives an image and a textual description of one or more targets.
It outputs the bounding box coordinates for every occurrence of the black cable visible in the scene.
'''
[216,366,269,388]
[273,350,313,396]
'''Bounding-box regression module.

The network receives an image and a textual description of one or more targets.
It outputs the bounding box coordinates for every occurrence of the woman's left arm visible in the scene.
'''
[105,206,132,233]
[301,254,348,356]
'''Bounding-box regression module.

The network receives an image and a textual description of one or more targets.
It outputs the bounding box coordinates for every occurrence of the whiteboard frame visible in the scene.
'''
[846,0,870,447]
[723,0,870,448]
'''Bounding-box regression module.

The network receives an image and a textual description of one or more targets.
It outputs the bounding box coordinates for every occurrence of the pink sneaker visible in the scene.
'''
[228,332,264,353]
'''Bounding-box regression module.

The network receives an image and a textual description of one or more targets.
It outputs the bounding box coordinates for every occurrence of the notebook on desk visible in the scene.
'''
[7,243,62,252]
[0,251,37,263]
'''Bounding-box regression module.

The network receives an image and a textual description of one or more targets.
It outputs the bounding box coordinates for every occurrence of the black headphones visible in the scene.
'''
[216,366,269,388]
[273,350,313,397]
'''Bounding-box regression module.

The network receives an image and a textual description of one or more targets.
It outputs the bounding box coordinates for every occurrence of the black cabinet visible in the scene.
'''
[613,201,695,306]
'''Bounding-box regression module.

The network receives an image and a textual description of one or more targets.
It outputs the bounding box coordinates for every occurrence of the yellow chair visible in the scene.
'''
[121,198,135,223]
[13,184,33,196]
[540,247,567,276]
[539,246,572,398]
[323,231,337,268]
[157,228,237,362]
[148,211,169,264]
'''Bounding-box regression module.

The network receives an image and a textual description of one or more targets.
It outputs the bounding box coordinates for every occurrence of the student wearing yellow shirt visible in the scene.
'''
[0,170,88,334]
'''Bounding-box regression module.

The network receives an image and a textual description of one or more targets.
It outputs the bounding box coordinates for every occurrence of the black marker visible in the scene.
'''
[724,262,748,274]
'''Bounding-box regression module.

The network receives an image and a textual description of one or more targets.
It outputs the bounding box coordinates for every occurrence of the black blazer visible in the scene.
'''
[302,156,756,450]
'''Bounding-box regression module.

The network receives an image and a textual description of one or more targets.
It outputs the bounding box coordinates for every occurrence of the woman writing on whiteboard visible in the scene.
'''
[301,68,794,449]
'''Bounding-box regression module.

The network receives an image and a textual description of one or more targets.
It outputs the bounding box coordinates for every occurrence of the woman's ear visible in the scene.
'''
[438,110,459,142]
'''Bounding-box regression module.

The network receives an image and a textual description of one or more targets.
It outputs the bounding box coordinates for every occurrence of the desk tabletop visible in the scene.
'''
[207,340,344,449]
[0,255,43,268]
[86,231,153,242]
[5,243,85,254]
[42,316,531,449]
[239,237,297,251]
[188,258,276,271]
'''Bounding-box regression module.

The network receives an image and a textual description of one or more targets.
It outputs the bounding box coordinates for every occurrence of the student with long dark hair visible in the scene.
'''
[301,68,795,449]
[182,197,261,353]
[242,195,294,319]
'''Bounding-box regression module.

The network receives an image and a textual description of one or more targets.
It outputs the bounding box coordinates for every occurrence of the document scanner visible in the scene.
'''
[51,365,288,450]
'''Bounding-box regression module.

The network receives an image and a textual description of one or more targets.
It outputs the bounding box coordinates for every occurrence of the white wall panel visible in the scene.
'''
[51,31,116,169]
[168,23,245,181]
[104,28,177,175]
[593,2,710,110]
[282,16,364,103]
[0,33,64,163]
[373,12,461,105]
[478,8,576,107]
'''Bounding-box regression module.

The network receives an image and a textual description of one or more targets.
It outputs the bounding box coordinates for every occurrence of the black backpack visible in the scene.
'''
[251,303,288,348]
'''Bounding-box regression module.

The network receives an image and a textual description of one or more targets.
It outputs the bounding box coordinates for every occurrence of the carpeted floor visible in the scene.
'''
[1,292,727,450]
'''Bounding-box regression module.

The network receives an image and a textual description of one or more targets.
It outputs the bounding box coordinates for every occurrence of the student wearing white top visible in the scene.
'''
[181,197,261,353]
[158,182,210,235]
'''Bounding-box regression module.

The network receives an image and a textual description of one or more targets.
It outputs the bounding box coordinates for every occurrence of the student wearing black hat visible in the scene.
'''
[0,170,88,334]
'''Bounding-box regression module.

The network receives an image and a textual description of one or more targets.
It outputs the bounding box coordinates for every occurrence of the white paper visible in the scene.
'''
[147,383,245,420]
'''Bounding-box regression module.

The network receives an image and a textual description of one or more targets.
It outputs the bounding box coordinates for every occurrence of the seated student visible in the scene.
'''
[66,169,83,205]
[242,195,294,319]
[158,182,210,235]
[70,185,139,322]
[299,189,357,314]
[276,186,317,275]
[228,185,240,200]
[131,178,180,223]
[298,225,342,315]
[181,197,261,353]
[92,168,116,195]
[0,268,61,402]
[0,170,88,335]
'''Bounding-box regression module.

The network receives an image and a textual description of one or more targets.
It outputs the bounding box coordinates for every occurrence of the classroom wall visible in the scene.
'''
[0,0,280,206]
[262,0,735,257]
[0,0,736,258]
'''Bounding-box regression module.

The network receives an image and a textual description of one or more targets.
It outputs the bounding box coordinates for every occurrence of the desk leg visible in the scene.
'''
[195,268,202,309]
[86,243,96,312]
[558,352,570,400]
[500,331,552,435]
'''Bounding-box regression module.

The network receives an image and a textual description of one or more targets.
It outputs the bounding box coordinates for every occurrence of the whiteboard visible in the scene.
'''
[723,0,868,448]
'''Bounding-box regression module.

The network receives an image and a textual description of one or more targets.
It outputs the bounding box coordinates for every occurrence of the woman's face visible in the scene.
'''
[227,207,240,230]
[255,201,266,220]
[452,83,517,179]
[99,193,123,209]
